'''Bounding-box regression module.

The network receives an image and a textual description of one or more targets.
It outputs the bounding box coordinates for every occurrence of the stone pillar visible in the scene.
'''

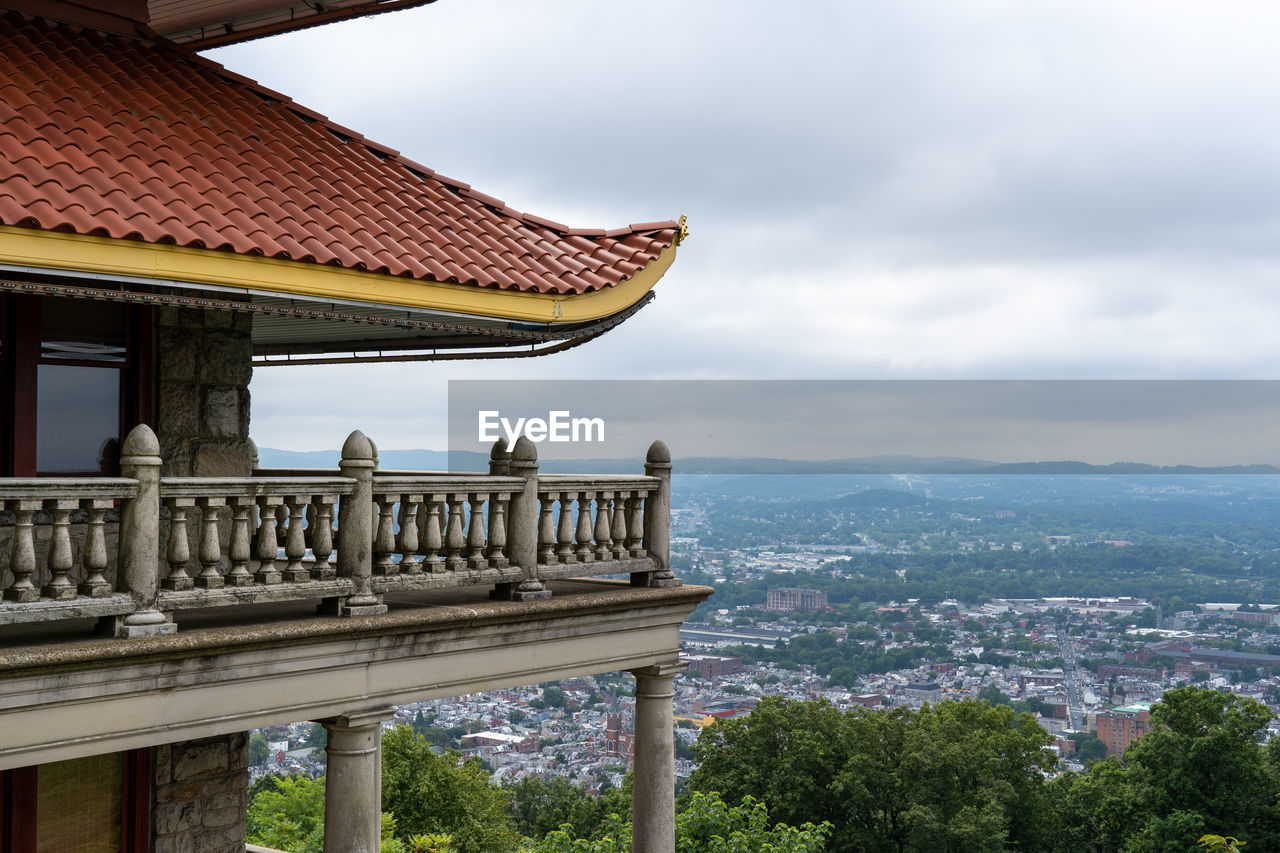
[111,424,177,637]
[155,305,254,477]
[319,708,395,853]
[636,440,679,588]
[153,732,249,853]
[333,430,385,616]
[492,436,550,600]
[630,661,688,853]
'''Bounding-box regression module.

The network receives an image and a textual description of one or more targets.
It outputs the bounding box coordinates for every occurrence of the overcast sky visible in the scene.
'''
[211,1,1280,455]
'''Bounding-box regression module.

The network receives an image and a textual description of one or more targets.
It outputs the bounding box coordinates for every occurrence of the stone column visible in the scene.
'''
[636,440,679,588]
[112,424,177,637]
[492,436,550,600]
[630,661,688,853]
[319,708,395,853]
[333,430,386,616]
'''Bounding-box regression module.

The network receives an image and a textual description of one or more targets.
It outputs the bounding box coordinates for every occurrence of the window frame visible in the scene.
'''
[0,749,151,853]
[0,293,153,476]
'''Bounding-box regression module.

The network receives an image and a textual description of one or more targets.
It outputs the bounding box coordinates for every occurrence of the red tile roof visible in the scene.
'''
[0,12,680,296]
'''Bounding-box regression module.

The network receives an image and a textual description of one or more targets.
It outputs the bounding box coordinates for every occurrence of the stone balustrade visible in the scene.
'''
[0,427,676,637]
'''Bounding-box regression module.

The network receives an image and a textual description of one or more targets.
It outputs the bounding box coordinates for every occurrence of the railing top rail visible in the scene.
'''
[374,469,500,478]
[161,476,356,498]
[0,479,138,501]
[537,474,661,492]
[372,474,526,492]
[252,467,340,477]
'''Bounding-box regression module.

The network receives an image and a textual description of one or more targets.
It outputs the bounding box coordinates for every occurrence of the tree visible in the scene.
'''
[524,792,829,853]
[1054,687,1280,852]
[381,726,519,853]
[686,697,1055,852]
[1123,688,1278,850]
[687,697,847,839]
[303,722,327,751]
[978,683,1011,707]
[246,775,327,853]
[507,776,624,841]
[249,732,271,766]
[1066,732,1108,764]
[245,775,406,853]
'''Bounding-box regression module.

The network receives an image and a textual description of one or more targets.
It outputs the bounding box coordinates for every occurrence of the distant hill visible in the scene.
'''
[674,455,996,474]
[834,489,932,509]
[256,448,1280,477]
[972,461,1280,475]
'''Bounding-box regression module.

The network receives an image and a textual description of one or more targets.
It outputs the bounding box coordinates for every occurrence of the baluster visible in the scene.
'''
[256,496,283,584]
[537,493,556,564]
[78,499,113,597]
[372,495,398,576]
[310,496,336,580]
[627,494,645,557]
[5,500,40,602]
[444,495,466,572]
[556,494,577,564]
[195,496,226,588]
[489,492,510,568]
[162,496,195,591]
[398,494,422,575]
[594,493,612,561]
[420,499,444,573]
[277,503,290,547]
[466,494,488,570]
[226,496,254,586]
[612,491,629,560]
[575,493,595,563]
[282,496,309,582]
[41,498,79,599]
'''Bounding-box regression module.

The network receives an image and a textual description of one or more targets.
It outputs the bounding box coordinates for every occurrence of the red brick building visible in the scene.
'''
[1095,704,1153,759]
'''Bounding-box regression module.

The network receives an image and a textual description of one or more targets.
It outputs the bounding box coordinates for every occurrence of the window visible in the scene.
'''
[0,294,152,476]
[2,750,149,853]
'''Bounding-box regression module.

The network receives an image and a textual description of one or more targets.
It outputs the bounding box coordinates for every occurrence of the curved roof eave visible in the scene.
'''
[0,224,680,325]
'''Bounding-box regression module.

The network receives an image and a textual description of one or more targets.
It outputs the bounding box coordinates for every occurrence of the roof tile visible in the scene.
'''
[0,12,677,296]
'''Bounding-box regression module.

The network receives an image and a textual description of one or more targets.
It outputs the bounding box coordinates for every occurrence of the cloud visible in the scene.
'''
[212,0,1280,450]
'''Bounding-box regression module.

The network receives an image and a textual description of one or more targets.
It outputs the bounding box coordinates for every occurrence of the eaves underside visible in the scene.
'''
[0,228,674,364]
[148,0,442,48]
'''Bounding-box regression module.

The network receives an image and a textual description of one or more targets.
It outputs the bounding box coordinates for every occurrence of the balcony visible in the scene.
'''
[0,425,709,853]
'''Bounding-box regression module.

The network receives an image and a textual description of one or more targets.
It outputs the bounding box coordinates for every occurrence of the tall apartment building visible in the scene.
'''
[1095,703,1154,759]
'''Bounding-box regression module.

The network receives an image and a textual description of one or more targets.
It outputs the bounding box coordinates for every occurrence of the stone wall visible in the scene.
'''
[156,307,253,477]
[153,732,249,853]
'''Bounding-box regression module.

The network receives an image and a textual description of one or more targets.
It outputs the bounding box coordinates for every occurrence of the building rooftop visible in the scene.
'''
[0,12,681,317]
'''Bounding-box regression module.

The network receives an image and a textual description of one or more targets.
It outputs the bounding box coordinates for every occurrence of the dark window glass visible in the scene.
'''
[35,364,120,473]
[40,300,127,362]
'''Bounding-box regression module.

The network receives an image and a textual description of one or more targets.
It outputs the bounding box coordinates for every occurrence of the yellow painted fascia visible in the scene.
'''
[0,226,676,324]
